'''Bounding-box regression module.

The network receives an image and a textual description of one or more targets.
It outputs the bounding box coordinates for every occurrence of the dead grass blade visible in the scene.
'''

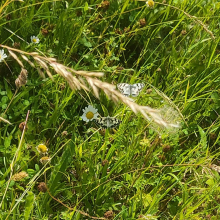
[0,116,12,125]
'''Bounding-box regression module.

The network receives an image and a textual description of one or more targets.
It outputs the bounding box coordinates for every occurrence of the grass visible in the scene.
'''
[0,0,220,219]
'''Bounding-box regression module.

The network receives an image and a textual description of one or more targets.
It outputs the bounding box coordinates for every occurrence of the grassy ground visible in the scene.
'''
[0,0,220,219]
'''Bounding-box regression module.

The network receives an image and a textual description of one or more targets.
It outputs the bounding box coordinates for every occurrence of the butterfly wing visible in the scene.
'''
[117,83,131,96]
[106,116,121,128]
[95,117,121,128]
[95,118,108,128]
[130,83,145,97]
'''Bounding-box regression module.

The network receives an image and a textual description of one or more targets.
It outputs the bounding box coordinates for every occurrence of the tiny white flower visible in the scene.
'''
[81,105,99,122]
[146,0,155,8]
[0,49,7,62]
[31,36,40,44]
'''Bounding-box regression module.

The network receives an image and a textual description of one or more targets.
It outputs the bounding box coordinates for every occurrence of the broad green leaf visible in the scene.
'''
[198,125,207,149]
[142,193,153,208]
[24,192,35,220]
[206,178,215,187]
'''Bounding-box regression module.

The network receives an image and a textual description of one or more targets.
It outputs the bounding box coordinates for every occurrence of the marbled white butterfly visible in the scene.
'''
[117,83,145,97]
[95,116,121,128]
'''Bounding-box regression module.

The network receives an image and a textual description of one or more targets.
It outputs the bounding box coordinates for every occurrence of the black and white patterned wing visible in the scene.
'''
[130,83,145,97]
[95,116,121,128]
[106,117,121,128]
[95,118,106,128]
[117,83,131,97]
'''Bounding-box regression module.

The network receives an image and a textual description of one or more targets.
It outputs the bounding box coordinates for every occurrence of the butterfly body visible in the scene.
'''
[95,116,121,128]
[117,83,145,97]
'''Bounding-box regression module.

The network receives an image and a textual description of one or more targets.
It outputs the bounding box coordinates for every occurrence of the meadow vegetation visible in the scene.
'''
[0,0,220,219]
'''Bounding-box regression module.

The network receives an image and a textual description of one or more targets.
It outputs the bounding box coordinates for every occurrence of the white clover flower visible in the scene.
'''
[0,49,7,62]
[146,0,155,8]
[31,36,40,44]
[81,105,99,122]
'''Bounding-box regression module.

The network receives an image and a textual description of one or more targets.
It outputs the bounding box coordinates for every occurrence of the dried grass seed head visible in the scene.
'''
[15,68,28,88]
[8,50,24,68]
[149,105,182,135]
[0,45,182,129]
[20,54,35,68]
